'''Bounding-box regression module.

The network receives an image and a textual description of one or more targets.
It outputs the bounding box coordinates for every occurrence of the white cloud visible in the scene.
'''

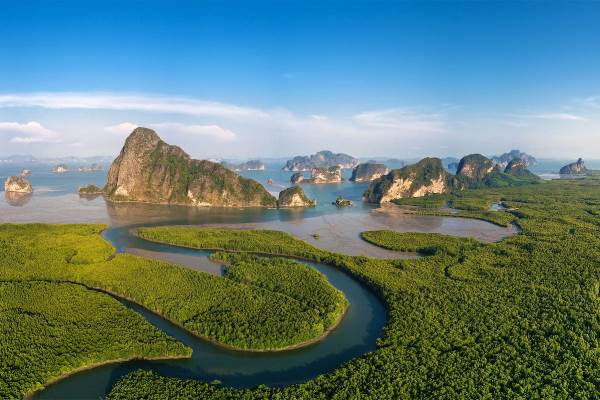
[0,121,60,143]
[104,122,139,135]
[527,113,586,121]
[0,92,268,119]
[151,123,237,142]
[354,108,445,132]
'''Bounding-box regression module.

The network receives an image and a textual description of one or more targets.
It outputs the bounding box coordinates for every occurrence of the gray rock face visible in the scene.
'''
[560,158,587,175]
[277,186,316,208]
[290,172,305,184]
[105,127,277,207]
[350,163,389,182]
[283,150,358,171]
[456,154,495,181]
[20,169,31,177]
[4,176,33,194]
[311,166,343,184]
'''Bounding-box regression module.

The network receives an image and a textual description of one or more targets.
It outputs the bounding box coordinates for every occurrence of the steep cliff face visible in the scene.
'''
[456,154,495,181]
[277,186,316,207]
[363,158,452,203]
[350,163,389,182]
[560,158,587,175]
[310,166,343,184]
[4,176,33,193]
[283,150,358,171]
[105,127,277,207]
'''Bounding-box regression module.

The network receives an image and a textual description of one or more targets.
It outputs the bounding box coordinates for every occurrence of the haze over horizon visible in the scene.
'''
[1,1,599,159]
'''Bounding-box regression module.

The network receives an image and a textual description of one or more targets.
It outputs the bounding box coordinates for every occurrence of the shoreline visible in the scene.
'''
[24,352,190,400]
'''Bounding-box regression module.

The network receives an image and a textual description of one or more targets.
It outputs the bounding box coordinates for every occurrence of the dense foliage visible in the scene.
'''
[0,281,190,399]
[0,224,346,353]
[214,252,347,328]
[111,178,600,399]
[360,230,482,256]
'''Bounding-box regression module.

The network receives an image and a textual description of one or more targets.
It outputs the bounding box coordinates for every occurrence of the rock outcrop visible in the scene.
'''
[277,186,316,208]
[20,169,31,177]
[310,166,343,184]
[4,176,33,193]
[53,164,68,173]
[290,172,305,185]
[364,158,452,203]
[491,150,537,168]
[350,163,389,183]
[283,150,358,171]
[332,196,353,208]
[560,158,587,175]
[79,184,104,196]
[456,154,495,181]
[503,158,540,180]
[105,127,277,207]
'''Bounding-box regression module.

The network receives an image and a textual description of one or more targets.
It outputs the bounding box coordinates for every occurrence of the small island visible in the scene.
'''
[4,176,33,194]
[278,186,316,207]
[53,164,69,173]
[350,163,388,182]
[283,150,359,171]
[560,158,587,175]
[78,184,104,196]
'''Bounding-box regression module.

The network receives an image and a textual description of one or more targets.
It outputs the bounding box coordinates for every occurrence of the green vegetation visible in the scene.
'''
[111,178,600,399]
[213,252,347,328]
[0,224,345,353]
[361,230,482,256]
[0,281,190,399]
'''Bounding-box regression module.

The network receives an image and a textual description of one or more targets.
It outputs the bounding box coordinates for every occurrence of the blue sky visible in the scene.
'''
[1,1,599,159]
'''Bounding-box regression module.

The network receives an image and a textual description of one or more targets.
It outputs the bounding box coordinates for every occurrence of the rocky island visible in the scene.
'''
[364,158,453,203]
[79,184,104,196]
[350,163,389,182]
[310,166,343,184]
[491,149,537,168]
[20,169,31,177]
[53,164,68,173]
[456,154,496,181]
[104,127,277,207]
[277,186,316,207]
[364,154,540,204]
[290,172,305,185]
[560,158,587,175]
[283,150,359,171]
[4,176,33,194]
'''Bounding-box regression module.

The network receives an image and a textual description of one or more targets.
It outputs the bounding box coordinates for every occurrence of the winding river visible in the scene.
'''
[34,224,388,399]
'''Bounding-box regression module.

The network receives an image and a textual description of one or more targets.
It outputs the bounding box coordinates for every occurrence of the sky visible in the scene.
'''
[1,0,599,160]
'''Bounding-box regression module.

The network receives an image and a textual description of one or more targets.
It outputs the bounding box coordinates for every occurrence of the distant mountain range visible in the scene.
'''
[0,155,113,164]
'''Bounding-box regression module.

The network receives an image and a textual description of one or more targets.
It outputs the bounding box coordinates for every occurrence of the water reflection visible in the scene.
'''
[4,191,32,207]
